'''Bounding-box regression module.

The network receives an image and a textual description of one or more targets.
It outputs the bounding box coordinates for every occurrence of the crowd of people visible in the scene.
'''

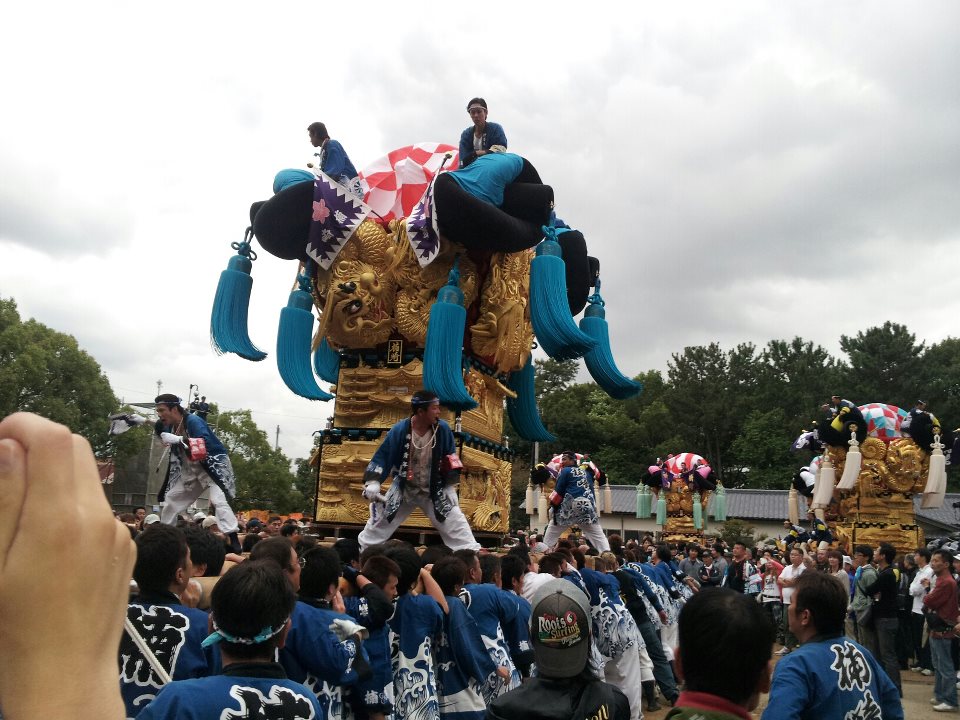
[3,410,955,720]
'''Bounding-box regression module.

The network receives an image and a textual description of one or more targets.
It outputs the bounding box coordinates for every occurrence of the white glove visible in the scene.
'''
[160,432,184,446]
[328,618,369,642]
[362,480,382,502]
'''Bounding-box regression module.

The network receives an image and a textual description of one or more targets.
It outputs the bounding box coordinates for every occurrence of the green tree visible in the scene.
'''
[215,409,304,513]
[293,451,320,513]
[728,408,795,488]
[921,337,960,428]
[757,337,841,431]
[666,343,760,478]
[717,519,756,547]
[534,358,578,400]
[0,297,118,454]
[839,322,924,405]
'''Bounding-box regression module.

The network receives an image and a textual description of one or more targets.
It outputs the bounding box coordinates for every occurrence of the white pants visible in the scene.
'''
[358,487,480,551]
[604,644,643,720]
[659,621,678,663]
[637,642,654,682]
[160,461,238,534]
[542,520,610,552]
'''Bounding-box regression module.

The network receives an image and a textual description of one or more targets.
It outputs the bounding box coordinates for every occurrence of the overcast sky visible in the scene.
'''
[2,1,958,462]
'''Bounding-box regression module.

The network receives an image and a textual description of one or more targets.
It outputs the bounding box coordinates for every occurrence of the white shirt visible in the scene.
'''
[779,563,806,605]
[909,564,935,614]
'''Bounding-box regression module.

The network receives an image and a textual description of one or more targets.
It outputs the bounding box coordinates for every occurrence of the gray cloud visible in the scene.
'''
[2,1,958,462]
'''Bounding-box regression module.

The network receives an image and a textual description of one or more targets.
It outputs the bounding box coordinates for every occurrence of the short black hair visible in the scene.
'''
[420,544,453,566]
[656,544,672,563]
[431,557,468,597]
[383,545,423,596]
[878,543,896,565]
[479,554,502,585]
[333,538,361,565]
[134,524,188,593]
[916,548,932,562]
[854,544,873,563]
[299,547,341,601]
[184,525,226,577]
[500,554,526,591]
[677,588,774,705]
[211,560,296,660]
[538,553,565,577]
[359,543,387,567]
[307,121,328,139]
[361,555,401,590]
[793,571,847,636]
[250,537,296,573]
[452,549,479,574]
[466,97,487,111]
[933,549,954,566]
[279,524,301,539]
[411,390,439,413]
[154,393,182,408]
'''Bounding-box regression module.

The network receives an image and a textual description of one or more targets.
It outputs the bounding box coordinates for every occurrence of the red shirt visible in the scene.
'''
[923,571,960,634]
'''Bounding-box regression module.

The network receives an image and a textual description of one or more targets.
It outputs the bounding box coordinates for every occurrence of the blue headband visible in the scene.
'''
[201,620,286,648]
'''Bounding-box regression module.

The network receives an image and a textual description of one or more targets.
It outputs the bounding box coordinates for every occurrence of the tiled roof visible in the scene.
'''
[601,485,960,529]
[605,485,788,520]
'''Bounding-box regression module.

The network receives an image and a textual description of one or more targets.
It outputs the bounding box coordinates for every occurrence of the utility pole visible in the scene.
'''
[156,379,163,397]
[275,425,280,451]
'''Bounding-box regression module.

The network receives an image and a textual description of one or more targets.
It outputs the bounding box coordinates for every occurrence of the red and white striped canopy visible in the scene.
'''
[665,453,707,474]
[358,143,458,222]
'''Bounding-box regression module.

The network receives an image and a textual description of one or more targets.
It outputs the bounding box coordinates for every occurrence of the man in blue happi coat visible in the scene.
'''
[358,390,479,551]
[280,547,372,720]
[137,561,321,720]
[119,524,215,719]
[154,393,240,550]
[543,451,610,552]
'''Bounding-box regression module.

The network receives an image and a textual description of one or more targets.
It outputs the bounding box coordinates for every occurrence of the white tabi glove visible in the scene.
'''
[362,480,382,502]
[160,432,184,447]
[329,618,369,642]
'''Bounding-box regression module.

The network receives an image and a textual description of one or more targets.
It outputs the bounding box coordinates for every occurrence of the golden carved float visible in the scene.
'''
[821,437,926,556]
[308,220,536,537]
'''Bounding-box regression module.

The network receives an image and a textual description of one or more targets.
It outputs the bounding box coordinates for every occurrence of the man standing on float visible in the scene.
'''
[543,451,610,551]
[154,393,241,552]
[359,390,480,551]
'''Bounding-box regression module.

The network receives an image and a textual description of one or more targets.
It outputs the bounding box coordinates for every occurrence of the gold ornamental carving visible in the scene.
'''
[824,435,927,552]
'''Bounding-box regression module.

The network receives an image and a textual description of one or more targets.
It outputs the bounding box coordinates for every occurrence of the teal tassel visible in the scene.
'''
[210,231,266,361]
[313,337,340,384]
[693,491,703,529]
[713,484,727,521]
[277,271,333,401]
[579,283,642,400]
[423,259,477,412]
[506,355,556,442]
[529,228,597,360]
[636,484,651,519]
[656,494,666,526]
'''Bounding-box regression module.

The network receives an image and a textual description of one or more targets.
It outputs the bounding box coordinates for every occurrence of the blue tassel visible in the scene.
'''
[636,484,651,519]
[656,494,666,526]
[277,271,333,401]
[529,227,596,360]
[506,356,556,442]
[713,484,728,521]
[313,337,340,384]
[210,231,267,361]
[693,491,703,529]
[423,258,477,411]
[579,282,642,400]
